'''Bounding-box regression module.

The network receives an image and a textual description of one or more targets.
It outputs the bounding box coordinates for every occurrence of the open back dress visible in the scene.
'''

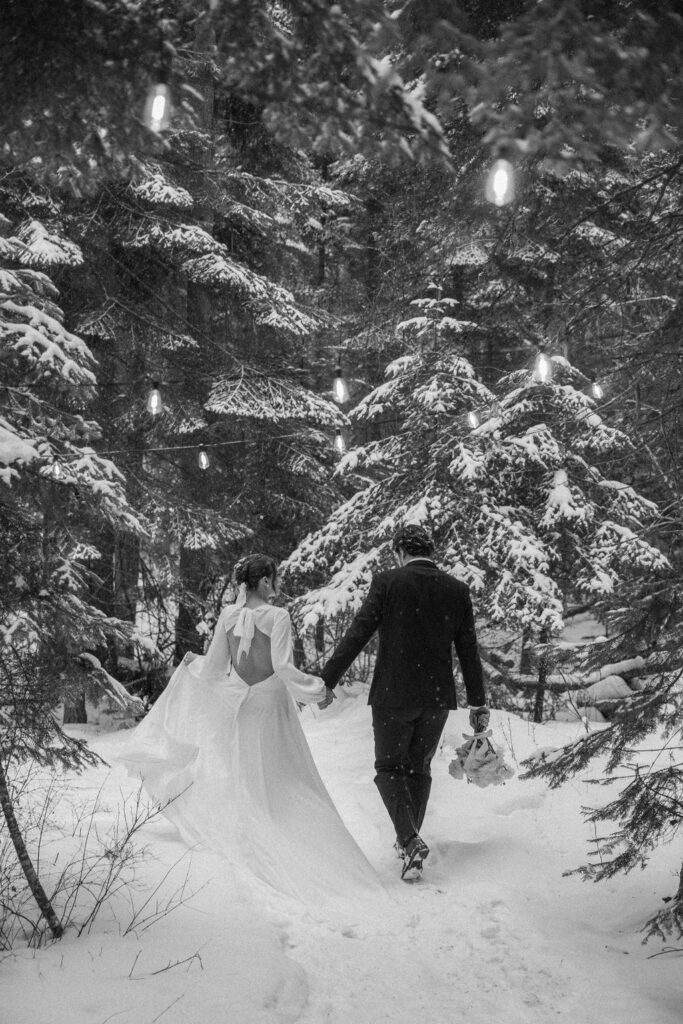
[116,603,379,903]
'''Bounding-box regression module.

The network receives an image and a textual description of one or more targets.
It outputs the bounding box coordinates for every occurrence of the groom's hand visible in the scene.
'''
[469,706,490,733]
[318,686,336,710]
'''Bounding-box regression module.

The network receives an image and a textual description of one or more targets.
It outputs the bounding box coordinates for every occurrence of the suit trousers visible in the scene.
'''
[371,706,450,848]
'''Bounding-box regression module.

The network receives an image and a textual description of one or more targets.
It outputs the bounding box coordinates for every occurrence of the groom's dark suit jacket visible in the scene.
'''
[320,559,486,709]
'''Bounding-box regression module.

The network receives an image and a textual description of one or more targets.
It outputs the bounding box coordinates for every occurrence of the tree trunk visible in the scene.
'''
[62,689,87,724]
[173,7,217,667]
[365,197,382,300]
[533,627,549,723]
[174,545,207,664]
[0,758,64,939]
[519,625,533,674]
[113,529,140,623]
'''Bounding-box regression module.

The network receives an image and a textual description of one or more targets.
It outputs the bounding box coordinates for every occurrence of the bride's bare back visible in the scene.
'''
[226,625,274,685]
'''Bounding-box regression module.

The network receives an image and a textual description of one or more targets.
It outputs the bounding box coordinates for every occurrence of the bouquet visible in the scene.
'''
[448,730,515,788]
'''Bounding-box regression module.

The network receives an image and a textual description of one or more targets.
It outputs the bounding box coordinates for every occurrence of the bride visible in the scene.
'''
[116,554,379,902]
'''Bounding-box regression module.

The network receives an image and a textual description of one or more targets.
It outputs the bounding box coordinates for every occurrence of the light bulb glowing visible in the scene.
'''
[467,410,480,429]
[333,368,349,403]
[144,83,171,132]
[591,382,604,399]
[146,384,162,415]
[51,463,62,479]
[534,353,552,384]
[198,450,210,470]
[485,159,515,207]
[334,430,346,454]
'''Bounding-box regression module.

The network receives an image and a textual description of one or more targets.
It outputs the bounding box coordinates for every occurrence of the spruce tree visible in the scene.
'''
[0,195,144,937]
[286,340,668,715]
[522,605,683,940]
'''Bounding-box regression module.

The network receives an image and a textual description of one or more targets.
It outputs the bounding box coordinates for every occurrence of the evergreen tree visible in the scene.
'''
[0,0,448,191]
[455,356,670,717]
[391,0,683,163]
[522,610,683,940]
[286,336,668,713]
[282,287,492,656]
[0,196,144,936]
[67,131,352,665]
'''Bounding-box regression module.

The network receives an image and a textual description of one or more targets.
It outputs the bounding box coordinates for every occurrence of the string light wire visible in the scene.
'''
[97,431,317,457]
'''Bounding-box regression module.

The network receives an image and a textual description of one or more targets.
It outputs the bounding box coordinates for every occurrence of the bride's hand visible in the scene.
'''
[317,686,336,710]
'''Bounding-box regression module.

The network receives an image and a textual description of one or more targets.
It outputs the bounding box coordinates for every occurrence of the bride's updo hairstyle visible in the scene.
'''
[232,554,278,592]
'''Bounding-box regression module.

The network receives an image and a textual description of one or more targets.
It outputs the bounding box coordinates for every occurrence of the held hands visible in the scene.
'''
[317,686,336,710]
[469,706,490,733]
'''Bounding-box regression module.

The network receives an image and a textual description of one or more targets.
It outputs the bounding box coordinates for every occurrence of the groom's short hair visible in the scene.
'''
[392,524,435,557]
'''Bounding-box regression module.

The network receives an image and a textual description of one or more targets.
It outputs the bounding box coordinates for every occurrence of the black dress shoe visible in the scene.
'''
[401,834,429,881]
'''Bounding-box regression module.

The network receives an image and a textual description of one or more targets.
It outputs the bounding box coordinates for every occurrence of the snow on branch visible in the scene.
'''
[2,298,96,385]
[501,424,564,471]
[294,549,385,627]
[183,253,321,335]
[0,417,41,485]
[130,168,193,209]
[16,220,83,267]
[206,373,347,427]
[540,469,592,528]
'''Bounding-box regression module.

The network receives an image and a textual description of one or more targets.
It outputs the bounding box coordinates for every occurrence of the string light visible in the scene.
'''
[591,382,604,399]
[146,382,163,415]
[334,430,346,454]
[197,449,210,470]
[143,83,171,133]
[333,365,349,403]
[467,410,480,429]
[51,463,63,480]
[485,159,515,207]
[534,352,552,384]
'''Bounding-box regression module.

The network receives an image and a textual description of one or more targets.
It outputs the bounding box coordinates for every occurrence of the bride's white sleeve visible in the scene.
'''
[183,608,232,684]
[270,609,325,704]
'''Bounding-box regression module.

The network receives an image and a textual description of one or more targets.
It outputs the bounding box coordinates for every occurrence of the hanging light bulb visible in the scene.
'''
[146,382,163,415]
[143,83,171,133]
[485,159,515,207]
[334,430,346,454]
[198,449,210,470]
[534,352,552,384]
[51,462,62,480]
[333,365,349,403]
[467,409,480,429]
[591,382,604,400]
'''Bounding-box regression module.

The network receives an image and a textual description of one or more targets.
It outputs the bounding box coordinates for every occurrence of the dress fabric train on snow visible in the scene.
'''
[115,602,379,902]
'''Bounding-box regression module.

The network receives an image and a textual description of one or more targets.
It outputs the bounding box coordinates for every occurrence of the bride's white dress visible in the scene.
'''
[116,602,379,902]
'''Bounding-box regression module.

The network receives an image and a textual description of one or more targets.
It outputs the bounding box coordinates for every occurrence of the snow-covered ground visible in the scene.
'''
[4,699,683,1024]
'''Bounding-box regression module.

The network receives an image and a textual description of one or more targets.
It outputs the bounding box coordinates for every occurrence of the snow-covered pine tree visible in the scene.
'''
[285,341,669,712]
[457,355,670,718]
[282,288,494,678]
[0,0,452,681]
[0,196,144,937]
[0,192,145,732]
[521,588,683,940]
[0,0,448,191]
[70,135,352,665]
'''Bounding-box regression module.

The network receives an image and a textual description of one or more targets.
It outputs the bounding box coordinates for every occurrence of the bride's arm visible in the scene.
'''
[270,609,326,704]
[182,608,232,684]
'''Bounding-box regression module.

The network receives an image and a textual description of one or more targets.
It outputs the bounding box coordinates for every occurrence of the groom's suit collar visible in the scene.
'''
[402,557,436,567]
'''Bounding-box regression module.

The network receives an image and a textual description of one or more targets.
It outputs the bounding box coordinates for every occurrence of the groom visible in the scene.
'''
[320,524,489,881]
